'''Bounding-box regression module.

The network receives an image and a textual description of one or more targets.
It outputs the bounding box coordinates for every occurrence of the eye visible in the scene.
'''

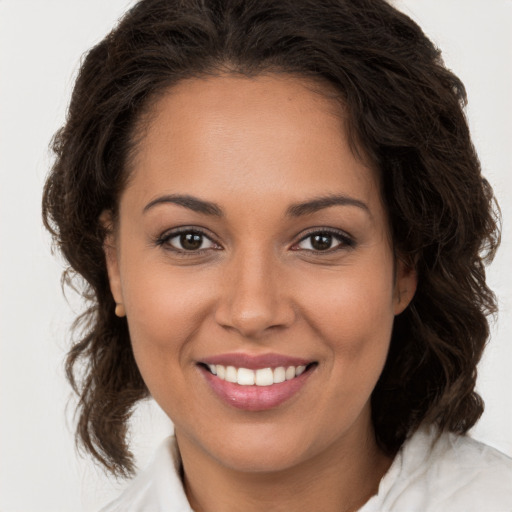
[293,230,354,252]
[158,229,219,252]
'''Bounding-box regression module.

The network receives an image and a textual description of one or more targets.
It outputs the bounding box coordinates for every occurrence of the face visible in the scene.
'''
[104,74,416,473]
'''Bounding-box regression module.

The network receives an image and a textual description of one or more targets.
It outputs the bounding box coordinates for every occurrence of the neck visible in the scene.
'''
[176,417,392,512]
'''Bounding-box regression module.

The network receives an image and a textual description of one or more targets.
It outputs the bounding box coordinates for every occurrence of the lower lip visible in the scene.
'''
[199,365,315,411]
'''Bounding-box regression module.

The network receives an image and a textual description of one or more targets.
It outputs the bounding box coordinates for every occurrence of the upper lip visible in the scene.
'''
[199,353,314,370]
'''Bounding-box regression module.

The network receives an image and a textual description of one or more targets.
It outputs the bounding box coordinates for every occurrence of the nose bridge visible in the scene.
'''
[215,243,293,337]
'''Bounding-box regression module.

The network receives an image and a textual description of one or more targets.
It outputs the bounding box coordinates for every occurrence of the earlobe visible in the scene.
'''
[100,210,124,309]
[114,303,126,318]
[393,262,417,316]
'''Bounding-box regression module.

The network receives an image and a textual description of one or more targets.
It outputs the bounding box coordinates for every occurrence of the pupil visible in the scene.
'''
[180,232,202,250]
[312,234,332,251]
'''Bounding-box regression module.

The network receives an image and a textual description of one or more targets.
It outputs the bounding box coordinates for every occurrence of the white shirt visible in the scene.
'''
[100,425,512,512]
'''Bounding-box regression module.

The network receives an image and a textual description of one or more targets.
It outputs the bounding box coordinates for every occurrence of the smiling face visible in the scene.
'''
[104,74,416,475]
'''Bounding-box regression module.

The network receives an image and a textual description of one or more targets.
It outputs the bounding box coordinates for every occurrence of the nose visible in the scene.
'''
[214,248,295,339]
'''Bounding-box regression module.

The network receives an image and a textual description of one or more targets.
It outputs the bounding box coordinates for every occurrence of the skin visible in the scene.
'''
[104,74,417,512]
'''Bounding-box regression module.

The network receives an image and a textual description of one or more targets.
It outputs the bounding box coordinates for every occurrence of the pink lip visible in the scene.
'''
[198,354,316,412]
[200,352,312,370]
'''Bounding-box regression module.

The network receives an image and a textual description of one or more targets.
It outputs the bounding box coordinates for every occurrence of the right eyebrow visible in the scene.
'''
[143,194,223,217]
[286,194,370,217]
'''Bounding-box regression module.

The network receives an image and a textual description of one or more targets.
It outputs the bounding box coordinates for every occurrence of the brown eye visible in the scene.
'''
[180,232,204,250]
[295,230,353,252]
[310,234,333,251]
[163,230,217,252]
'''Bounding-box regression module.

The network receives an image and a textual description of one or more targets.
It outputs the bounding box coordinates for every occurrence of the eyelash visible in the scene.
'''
[292,228,355,253]
[155,227,221,256]
[155,227,355,255]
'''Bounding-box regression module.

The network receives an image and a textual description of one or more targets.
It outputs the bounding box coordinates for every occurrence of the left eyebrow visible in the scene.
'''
[143,194,223,216]
[286,194,370,217]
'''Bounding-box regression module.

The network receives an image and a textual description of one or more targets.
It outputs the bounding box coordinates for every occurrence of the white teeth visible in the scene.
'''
[285,366,296,381]
[216,365,226,380]
[255,368,274,386]
[295,365,306,376]
[237,367,255,385]
[273,366,286,384]
[225,366,237,383]
[207,364,310,386]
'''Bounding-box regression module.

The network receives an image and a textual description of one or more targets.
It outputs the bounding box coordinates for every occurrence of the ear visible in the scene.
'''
[393,259,417,316]
[100,210,124,308]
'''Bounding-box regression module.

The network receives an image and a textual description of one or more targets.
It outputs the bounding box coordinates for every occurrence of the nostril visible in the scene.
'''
[216,307,291,338]
[214,293,297,338]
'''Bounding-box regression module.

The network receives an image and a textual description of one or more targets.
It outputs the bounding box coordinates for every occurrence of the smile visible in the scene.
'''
[206,364,307,386]
[198,356,317,411]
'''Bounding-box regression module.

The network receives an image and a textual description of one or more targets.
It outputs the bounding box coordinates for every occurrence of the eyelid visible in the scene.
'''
[291,227,355,252]
[154,225,354,254]
[155,226,222,253]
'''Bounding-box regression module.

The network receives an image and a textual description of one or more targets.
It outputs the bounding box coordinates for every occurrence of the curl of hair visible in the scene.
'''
[42,0,500,477]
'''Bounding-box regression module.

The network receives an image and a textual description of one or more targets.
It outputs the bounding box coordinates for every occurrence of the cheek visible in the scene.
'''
[122,260,212,340]
[122,274,212,420]
[302,265,396,369]
[120,263,214,393]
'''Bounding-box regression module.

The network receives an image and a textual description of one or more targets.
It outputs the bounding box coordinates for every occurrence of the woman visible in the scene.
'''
[42,0,512,510]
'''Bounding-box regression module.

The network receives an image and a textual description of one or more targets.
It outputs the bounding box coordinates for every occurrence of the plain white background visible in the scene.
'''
[1,1,511,510]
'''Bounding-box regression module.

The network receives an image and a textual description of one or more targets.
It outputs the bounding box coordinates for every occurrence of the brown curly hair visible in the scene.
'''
[42,0,500,477]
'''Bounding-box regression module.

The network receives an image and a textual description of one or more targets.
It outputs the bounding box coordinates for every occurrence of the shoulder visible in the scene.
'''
[364,425,512,512]
[99,436,193,512]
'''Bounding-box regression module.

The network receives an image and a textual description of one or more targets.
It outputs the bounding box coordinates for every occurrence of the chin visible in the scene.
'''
[177,416,353,475]
[210,440,308,474]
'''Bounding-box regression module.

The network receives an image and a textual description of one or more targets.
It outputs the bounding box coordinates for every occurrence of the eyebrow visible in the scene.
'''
[286,194,370,217]
[143,193,369,218]
[143,194,223,216]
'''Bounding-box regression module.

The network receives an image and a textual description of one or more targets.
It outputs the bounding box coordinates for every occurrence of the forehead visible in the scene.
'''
[125,74,381,213]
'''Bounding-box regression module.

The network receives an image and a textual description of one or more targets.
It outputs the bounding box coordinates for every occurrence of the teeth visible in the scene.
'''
[237,367,255,385]
[295,365,306,376]
[255,368,273,386]
[273,366,286,384]
[285,366,296,381]
[216,365,226,380]
[225,366,237,383]
[206,364,310,386]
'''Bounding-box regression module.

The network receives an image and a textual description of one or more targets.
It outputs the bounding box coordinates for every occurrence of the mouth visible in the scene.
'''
[199,362,316,386]
[197,356,318,411]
